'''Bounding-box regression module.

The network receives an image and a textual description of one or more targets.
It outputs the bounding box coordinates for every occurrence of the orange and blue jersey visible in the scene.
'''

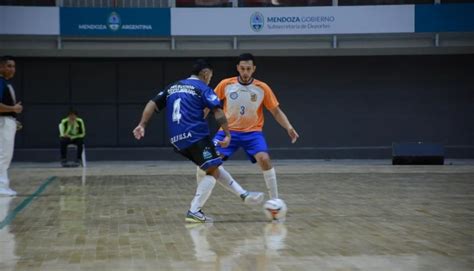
[214,77,279,132]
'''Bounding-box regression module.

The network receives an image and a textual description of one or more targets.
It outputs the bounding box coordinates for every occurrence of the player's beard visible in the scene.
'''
[239,75,252,84]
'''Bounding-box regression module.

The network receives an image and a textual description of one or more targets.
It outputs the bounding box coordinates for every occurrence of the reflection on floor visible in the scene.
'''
[1,160,473,271]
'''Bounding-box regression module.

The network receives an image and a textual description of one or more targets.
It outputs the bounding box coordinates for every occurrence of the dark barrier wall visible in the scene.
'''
[10,55,474,159]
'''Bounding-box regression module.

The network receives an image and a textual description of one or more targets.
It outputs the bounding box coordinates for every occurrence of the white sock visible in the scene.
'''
[196,167,206,185]
[0,172,8,189]
[216,166,246,197]
[197,166,246,198]
[263,168,278,199]
[190,175,216,213]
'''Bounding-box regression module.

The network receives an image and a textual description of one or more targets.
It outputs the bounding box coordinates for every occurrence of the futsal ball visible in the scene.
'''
[263,199,287,221]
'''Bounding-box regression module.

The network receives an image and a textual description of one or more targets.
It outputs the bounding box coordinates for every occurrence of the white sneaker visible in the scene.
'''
[0,187,17,196]
[241,191,264,205]
[185,210,214,223]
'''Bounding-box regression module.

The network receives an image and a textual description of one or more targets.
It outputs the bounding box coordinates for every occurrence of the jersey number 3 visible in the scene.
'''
[172,98,182,124]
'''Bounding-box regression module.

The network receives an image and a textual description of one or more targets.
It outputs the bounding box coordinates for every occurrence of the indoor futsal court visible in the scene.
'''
[1,160,473,270]
[1,1,474,271]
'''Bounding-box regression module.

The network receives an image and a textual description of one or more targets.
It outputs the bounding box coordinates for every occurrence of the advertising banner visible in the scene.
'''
[171,5,415,36]
[60,8,170,36]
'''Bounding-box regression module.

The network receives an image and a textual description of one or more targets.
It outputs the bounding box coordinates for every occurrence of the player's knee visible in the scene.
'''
[205,166,220,180]
[256,153,272,169]
[196,167,206,177]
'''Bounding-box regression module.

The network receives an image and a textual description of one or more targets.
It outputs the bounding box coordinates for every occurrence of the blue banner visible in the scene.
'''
[60,8,170,36]
[415,4,474,33]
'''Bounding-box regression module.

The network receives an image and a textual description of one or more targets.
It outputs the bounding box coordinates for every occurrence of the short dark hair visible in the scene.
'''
[68,109,78,116]
[191,59,213,76]
[237,53,255,65]
[0,55,14,64]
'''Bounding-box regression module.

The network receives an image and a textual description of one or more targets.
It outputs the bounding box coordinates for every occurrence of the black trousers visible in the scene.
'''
[60,137,84,160]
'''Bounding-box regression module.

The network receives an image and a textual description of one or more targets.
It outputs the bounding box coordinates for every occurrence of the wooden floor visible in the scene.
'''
[1,160,473,271]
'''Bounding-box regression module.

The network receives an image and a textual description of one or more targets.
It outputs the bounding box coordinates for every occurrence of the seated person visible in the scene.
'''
[59,110,86,166]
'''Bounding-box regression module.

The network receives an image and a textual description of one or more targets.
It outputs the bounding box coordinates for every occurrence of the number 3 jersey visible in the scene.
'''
[214,77,279,132]
[152,77,221,150]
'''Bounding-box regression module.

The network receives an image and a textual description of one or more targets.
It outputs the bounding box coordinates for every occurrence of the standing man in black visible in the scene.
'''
[0,56,23,196]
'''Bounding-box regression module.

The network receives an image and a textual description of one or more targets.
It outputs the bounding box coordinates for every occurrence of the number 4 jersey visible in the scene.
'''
[152,77,222,150]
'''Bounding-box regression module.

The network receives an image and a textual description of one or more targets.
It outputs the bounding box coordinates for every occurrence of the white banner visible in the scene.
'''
[0,6,59,35]
[172,5,414,36]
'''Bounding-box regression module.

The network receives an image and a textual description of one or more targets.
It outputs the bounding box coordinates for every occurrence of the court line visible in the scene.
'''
[0,176,57,230]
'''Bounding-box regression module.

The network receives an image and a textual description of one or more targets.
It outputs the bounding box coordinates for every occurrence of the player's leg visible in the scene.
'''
[188,165,218,222]
[197,165,263,204]
[197,131,264,204]
[220,165,264,204]
[197,165,246,197]
[196,130,237,189]
[243,132,278,200]
[254,152,278,199]
[195,130,232,185]
[182,137,222,223]
[0,117,17,196]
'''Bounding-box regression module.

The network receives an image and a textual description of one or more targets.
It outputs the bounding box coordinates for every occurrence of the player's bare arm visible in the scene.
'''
[133,100,158,140]
[203,107,210,119]
[0,102,22,113]
[213,107,231,148]
[269,106,299,144]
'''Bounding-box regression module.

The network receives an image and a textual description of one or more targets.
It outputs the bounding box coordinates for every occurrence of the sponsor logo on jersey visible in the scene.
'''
[170,132,192,144]
[168,85,198,96]
[250,92,257,102]
[230,92,239,100]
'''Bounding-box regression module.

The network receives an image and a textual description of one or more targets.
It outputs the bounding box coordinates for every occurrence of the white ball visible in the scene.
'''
[263,198,287,221]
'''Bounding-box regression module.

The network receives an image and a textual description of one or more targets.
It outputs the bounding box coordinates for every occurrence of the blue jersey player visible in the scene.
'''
[133,59,251,223]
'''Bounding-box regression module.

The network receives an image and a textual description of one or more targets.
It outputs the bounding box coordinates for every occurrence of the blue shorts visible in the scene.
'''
[213,131,269,163]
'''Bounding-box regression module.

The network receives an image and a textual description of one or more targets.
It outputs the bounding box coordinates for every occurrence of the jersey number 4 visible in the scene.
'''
[172,98,182,124]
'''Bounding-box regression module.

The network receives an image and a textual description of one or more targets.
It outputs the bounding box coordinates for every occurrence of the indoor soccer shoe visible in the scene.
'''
[241,191,264,205]
[185,210,213,223]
